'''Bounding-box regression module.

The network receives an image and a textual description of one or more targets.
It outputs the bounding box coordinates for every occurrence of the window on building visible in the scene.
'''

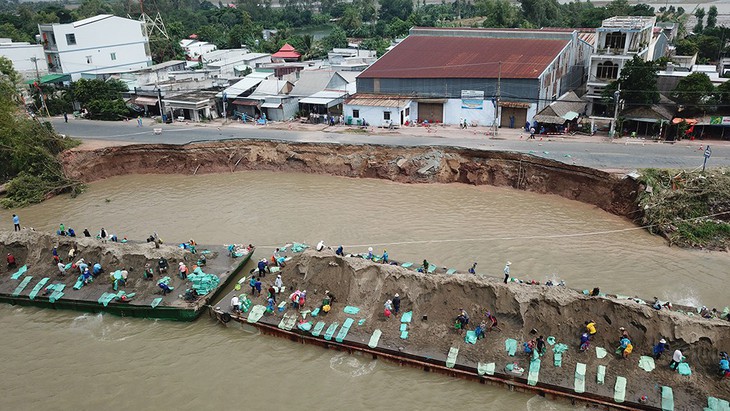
[352,109,359,118]
[604,32,626,49]
[405,107,410,116]
[383,111,391,120]
[596,62,619,80]
[110,52,117,61]
[65,33,76,45]
[86,56,92,64]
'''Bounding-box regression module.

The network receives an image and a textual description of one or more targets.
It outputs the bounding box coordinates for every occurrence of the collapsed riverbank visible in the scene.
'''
[226,249,730,409]
[59,140,640,218]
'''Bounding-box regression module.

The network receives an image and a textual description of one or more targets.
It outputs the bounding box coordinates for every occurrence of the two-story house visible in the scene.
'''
[38,15,152,81]
[585,16,656,117]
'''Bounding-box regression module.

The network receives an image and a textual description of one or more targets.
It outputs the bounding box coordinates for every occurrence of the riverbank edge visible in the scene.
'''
[211,307,658,411]
[58,139,642,217]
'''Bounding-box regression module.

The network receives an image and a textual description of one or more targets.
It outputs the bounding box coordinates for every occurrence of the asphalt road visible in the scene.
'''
[50,118,730,171]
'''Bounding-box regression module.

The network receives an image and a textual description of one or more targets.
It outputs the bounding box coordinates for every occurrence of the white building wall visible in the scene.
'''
[443,98,495,126]
[43,16,151,80]
[0,42,48,80]
[344,103,410,126]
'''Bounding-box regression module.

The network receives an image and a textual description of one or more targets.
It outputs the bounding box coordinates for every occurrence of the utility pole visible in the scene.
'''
[609,87,620,138]
[494,61,501,136]
[30,57,40,81]
[30,57,49,117]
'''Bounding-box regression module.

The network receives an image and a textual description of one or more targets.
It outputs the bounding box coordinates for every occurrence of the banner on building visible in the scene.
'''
[461,90,484,110]
[709,116,730,125]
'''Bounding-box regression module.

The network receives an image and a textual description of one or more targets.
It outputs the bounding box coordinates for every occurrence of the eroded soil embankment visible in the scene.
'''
[60,141,641,218]
[278,251,730,410]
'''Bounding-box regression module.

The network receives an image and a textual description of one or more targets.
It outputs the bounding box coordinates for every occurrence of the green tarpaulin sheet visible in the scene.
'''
[246,305,266,323]
[368,329,382,348]
[528,358,541,386]
[12,276,32,296]
[596,347,608,359]
[505,339,518,356]
[465,330,477,344]
[401,311,413,323]
[150,297,163,308]
[343,306,360,315]
[706,397,730,411]
[311,321,326,337]
[575,363,586,393]
[478,362,495,376]
[324,322,339,341]
[278,312,297,330]
[335,318,354,343]
[28,278,50,300]
[11,265,28,280]
[597,365,606,384]
[446,347,459,368]
[662,386,674,411]
[639,356,655,372]
[614,376,627,403]
[553,343,569,367]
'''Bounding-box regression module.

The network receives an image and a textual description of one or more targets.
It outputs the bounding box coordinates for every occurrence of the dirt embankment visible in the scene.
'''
[60,141,641,218]
[277,250,730,410]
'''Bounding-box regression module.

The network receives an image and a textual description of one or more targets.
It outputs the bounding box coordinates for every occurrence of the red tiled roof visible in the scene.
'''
[279,43,297,52]
[272,51,301,59]
[359,35,570,80]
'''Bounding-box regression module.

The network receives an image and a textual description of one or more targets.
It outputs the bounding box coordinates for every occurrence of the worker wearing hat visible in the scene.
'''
[503,261,511,284]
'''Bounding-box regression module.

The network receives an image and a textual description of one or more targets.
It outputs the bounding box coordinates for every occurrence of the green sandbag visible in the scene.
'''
[73,279,84,290]
[343,306,360,315]
[12,276,33,296]
[150,297,163,308]
[400,323,407,332]
[706,397,730,411]
[246,305,266,323]
[478,362,495,376]
[324,322,339,341]
[10,265,28,280]
[278,312,298,331]
[401,311,413,323]
[49,291,64,303]
[335,318,354,343]
[269,266,280,273]
[400,331,408,339]
[446,347,459,368]
[596,347,608,359]
[574,362,586,393]
[505,338,518,356]
[297,322,312,331]
[554,353,563,367]
[464,330,477,344]
[446,268,456,275]
[638,356,655,372]
[98,292,111,304]
[29,278,50,300]
[614,376,627,403]
[662,386,674,411]
[427,264,437,273]
[547,336,556,346]
[64,263,72,270]
[677,362,692,376]
[528,358,541,386]
[368,329,382,348]
[401,262,413,268]
[311,321,326,337]
[311,308,320,317]
[358,319,365,326]
[597,365,606,384]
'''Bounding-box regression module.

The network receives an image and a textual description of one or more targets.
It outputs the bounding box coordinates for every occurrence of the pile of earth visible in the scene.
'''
[274,250,730,409]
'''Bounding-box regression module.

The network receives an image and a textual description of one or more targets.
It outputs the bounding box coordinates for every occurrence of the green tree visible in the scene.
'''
[385,17,410,37]
[72,79,130,120]
[73,0,114,20]
[693,7,704,34]
[605,0,630,16]
[338,6,363,34]
[477,0,520,28]
[706,5,717,29]
[321,25,347,51]
[0,23,32,42]
[670,72,715,112]
[604,56,659,109]
[519,0,561,28]
[717,80,730,105]
[379,0,413,23]
[675,38,699,56]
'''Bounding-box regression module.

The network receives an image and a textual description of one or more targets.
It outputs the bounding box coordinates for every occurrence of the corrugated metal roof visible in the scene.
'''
[345,93,412,108]
[534,91,586,124]
[359,35,569,79]
[217,76,268,98]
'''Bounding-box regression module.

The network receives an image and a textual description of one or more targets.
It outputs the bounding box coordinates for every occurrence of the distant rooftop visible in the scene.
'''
[600,16,655,30]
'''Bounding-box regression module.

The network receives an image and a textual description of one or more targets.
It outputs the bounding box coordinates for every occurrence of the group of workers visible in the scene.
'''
[454,309,500,340]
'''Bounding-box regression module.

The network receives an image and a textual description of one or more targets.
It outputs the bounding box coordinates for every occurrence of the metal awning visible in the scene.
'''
[299,90,346,107]
[417,98,447,104]
[232,99,260,106]
[131,96,159,106]
[261,102,281,109]
[25,73,71,84]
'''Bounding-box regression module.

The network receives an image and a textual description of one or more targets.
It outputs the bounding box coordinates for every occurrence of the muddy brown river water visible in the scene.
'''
[1,171,727,410]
